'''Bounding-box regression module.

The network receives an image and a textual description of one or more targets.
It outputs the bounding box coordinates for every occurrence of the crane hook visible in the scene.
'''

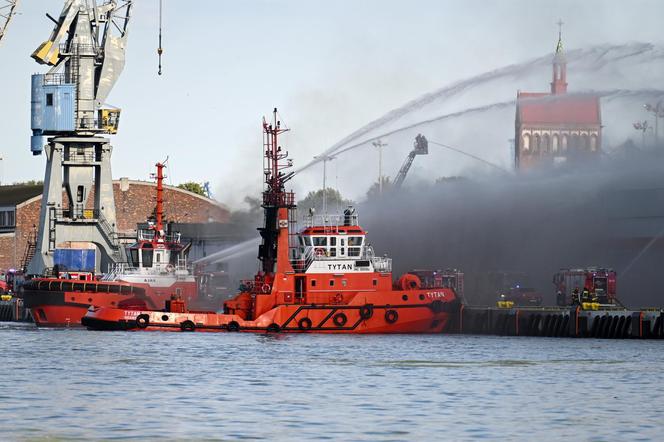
[157,0,163,76]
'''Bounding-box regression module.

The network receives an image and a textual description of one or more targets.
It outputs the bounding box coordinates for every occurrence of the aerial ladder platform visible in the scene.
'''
[393,134,429,189]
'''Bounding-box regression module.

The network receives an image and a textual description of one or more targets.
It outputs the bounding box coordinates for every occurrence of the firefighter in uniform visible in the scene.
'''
[582,288,591,304]
[571,287,580,305]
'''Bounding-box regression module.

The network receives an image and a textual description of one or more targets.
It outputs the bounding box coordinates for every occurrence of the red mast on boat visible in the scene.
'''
[258,109,295,275]
[151,161,166,242]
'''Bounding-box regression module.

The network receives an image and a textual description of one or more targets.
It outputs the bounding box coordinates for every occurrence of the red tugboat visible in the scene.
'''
[82,109,460,333]
[22,162,223,326]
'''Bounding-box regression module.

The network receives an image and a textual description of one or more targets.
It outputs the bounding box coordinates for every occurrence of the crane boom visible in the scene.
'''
[393,134,429,189]
[27,0,133,276]
[0,0,19,46]
[30,0,133,153]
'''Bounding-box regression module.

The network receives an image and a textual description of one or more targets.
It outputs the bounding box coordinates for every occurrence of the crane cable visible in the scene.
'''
[157,0,163,75]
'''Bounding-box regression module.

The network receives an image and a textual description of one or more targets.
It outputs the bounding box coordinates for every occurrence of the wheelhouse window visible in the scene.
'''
[348,236,362,257]
[329,237,337,257]
[313,237,327,247]
[141,244,154,268]
[129,248,139,267]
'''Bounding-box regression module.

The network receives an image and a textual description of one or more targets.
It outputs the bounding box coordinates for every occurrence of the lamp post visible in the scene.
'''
[633,120,649,149]
[644,102,664,146]
[372,139,388,194]
[313,154,336,215]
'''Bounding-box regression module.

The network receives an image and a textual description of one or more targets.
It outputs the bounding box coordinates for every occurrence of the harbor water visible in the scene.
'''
[1,322,662,440]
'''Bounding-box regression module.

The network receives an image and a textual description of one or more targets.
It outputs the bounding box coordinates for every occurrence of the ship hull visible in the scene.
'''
[21,279,165,327]
[22,287,138,327]
[82,298,459,334]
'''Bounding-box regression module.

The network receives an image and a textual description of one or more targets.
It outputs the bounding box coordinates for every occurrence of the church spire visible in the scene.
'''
[551,19,567,95]
[555,19,564,54]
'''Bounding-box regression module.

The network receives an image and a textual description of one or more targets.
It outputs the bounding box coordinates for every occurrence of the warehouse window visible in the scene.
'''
[0,208,16,231]
[46,93,54,106]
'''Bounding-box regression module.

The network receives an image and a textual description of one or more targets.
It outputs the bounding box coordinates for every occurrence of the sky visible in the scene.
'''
[1,0,664,208]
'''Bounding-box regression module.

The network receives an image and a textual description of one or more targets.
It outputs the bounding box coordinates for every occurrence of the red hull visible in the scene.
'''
[82,292,459,334]
[22,286,137,326]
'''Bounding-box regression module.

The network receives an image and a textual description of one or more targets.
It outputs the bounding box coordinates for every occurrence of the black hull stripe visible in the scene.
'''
[85,303,448,332]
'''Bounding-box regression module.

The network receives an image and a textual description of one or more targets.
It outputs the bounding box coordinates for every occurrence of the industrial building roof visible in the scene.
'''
[0,183,43,207]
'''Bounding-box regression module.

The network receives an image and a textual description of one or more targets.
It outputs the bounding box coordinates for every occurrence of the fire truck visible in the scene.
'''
[553,268,618,306]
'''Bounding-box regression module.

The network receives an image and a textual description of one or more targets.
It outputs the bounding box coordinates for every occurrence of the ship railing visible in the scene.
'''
[290,245,391,271]
[290,246,316,272]
[365,246,392,272]
[370,256,392,273]
[303,214,360,229]
[53,208,99,221]
[104,261,190,280]
[137,229,181,243]
[42,73,70,86]
[103,262,137,280]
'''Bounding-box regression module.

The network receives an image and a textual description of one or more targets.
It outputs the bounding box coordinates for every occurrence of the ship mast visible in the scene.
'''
[152,162,166,241]
[258,108,295,274]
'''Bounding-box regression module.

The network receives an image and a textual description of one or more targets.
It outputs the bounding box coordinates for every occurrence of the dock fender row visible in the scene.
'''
[267,323,281,333]
[227,321,240,332]
[359,304,374,320]
[298,317,312,330]
[180,320,195,332]
[136,314,150,329]
[333,312,348,327]
[429,300,444,313]
[385,309,398,324]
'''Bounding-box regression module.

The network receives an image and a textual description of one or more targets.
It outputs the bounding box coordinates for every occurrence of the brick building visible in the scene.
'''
[515,27,602,170]
[0,179,231,271]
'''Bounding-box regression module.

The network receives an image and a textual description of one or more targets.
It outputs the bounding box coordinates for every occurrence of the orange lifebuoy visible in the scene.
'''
[261,284,271,293]
[314,248,325,257]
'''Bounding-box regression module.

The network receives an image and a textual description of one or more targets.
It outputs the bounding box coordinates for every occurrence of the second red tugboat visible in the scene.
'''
[22,162,224,326]
[82,109,460,333]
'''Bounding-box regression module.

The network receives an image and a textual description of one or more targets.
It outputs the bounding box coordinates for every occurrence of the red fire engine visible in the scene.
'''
[553,268,618,306]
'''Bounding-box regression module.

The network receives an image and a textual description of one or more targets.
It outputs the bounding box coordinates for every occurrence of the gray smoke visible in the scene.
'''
[358,145,664,308]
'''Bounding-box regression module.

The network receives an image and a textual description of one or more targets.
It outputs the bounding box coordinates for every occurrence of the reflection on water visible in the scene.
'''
[1,324,663,440]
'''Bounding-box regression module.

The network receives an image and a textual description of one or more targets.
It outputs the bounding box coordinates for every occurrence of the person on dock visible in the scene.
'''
[582,288,591,303]
[571,287,580,305]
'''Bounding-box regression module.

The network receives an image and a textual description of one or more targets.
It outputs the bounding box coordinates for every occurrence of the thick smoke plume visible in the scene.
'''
[358,145,664,307]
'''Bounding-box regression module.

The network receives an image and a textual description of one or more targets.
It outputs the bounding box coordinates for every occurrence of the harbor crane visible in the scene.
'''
[27,0,133,275]
[392,134,429,189]
[0,0,19,46]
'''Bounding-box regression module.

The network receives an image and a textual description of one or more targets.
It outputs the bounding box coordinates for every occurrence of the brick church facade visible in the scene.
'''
[515,27,602,170]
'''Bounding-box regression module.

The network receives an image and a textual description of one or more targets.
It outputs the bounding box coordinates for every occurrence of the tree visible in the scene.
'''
[297,188,353,214]
[365,176,392,200]
[177,181,206,196]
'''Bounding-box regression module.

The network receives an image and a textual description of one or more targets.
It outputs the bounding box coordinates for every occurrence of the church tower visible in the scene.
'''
[551,20,567,95]
[514,20,602,170]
